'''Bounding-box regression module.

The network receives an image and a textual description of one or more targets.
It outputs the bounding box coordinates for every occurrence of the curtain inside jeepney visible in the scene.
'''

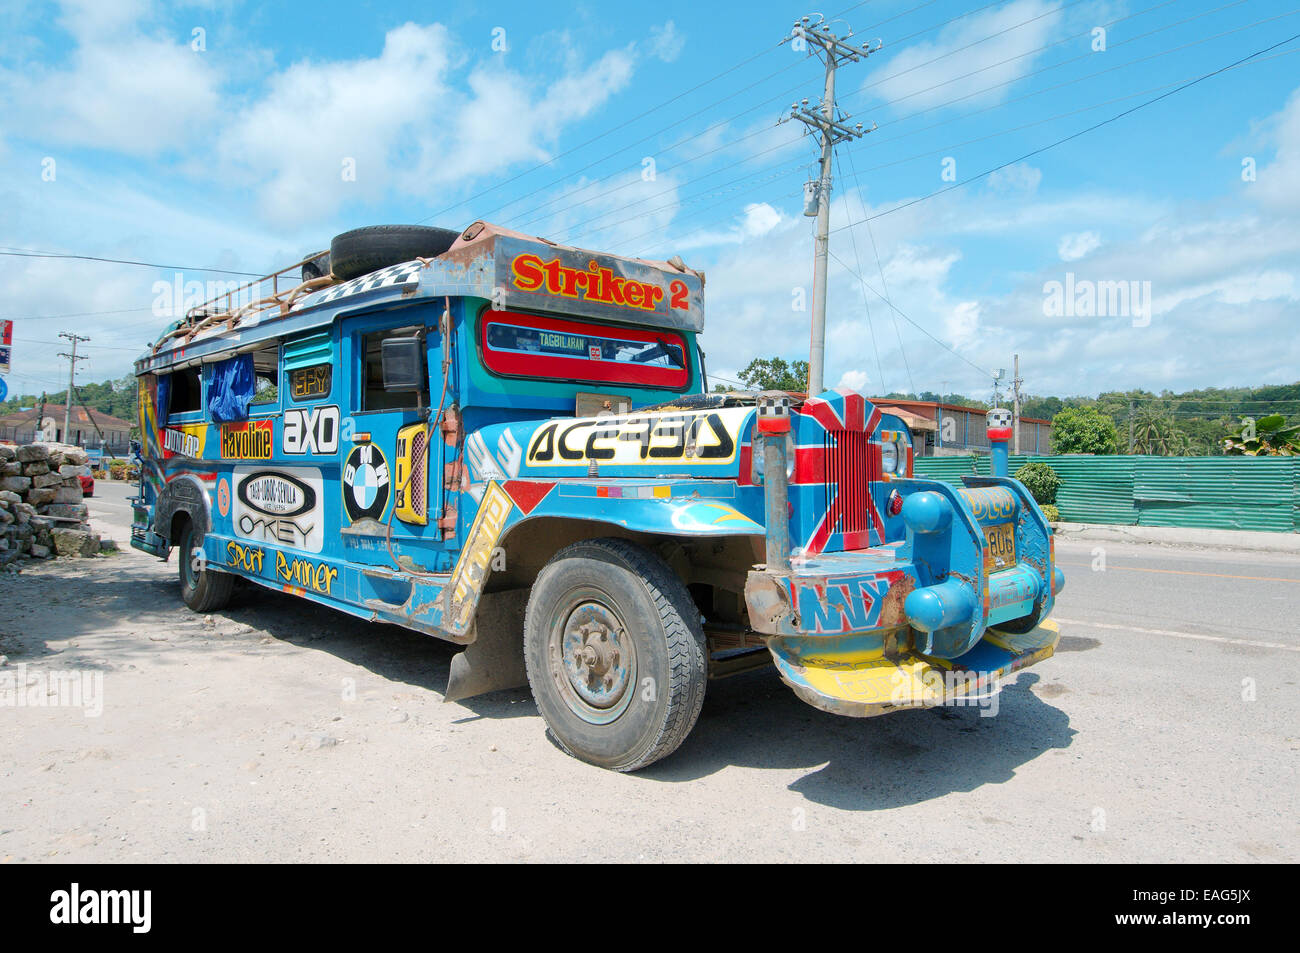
[207,353,255,422]
[155,373,170,426]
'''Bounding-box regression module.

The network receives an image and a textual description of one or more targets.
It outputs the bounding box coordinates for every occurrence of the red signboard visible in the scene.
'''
[480,312,689,389]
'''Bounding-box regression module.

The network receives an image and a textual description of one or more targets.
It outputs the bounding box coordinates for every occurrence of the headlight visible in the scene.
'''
[880,437,910,475]
[881,440,899,474]
[751,430,796,483]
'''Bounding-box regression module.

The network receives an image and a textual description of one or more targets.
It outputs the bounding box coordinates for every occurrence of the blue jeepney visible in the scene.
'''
[131,221,1063,771]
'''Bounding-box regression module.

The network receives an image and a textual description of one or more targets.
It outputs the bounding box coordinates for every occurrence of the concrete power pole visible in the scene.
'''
[781,14,878,397]
[1012,353,1023,455]
[57,331,89,444]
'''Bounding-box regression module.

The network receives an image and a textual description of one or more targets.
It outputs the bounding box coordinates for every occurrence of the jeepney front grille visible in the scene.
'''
[826,429,868,535]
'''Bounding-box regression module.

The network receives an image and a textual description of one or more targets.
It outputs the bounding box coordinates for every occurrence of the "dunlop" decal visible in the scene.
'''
[445,482,513,633]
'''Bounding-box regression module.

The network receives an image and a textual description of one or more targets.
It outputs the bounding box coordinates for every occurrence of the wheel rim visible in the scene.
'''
[180,533,200,592]
[547,588,636,725]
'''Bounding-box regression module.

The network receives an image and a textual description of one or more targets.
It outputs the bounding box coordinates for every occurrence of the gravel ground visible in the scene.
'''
[0,481,1295,862]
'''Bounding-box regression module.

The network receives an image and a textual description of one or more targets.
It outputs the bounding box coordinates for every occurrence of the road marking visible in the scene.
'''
[1053,617,1300,653]
[1056,562,1300,584]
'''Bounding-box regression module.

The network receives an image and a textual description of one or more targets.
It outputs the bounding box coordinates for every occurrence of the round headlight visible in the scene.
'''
[751,430,796,483]
[881,440,899,474]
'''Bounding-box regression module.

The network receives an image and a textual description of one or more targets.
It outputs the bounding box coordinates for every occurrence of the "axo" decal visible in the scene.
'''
[283,405,340,455]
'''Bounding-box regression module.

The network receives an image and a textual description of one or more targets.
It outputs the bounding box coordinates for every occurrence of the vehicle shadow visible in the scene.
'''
[7,556,1074,797]
[641,666,1076,809]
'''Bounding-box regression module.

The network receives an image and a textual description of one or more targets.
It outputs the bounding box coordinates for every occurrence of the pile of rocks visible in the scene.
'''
[0,442,102,565]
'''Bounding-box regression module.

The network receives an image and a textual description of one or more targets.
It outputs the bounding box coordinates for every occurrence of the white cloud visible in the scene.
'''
[648,21,684,63]
[740,202,782,237]
[837,369,870,391]
[863,0,1065,113]
[0,0,224,155]
[1058,230,1101,261]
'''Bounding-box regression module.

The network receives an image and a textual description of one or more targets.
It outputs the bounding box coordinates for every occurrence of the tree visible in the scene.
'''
[735,357,809,392]
[1222,414,1300,456]
[1130,407,1181,455]
[1015,462,1061,505]
[1051,406,1120,454]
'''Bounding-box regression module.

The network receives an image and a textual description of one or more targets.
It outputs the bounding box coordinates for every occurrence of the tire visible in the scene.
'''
[329,225,461,281]
[177,520,234,613]
[302,251,330,282]
[523,538,707,772]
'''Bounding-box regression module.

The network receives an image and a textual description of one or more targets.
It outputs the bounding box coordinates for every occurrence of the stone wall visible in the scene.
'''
[0,443,104,568]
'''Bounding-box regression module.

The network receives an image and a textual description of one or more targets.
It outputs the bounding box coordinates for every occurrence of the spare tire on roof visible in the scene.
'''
[329,225,462,281]
[302,251,331,282]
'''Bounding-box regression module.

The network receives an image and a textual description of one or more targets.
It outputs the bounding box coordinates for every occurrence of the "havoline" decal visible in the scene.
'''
[220,420,273,459]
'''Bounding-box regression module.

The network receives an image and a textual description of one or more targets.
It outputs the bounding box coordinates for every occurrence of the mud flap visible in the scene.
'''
[443,588,530,704]
[769,619,1060,718]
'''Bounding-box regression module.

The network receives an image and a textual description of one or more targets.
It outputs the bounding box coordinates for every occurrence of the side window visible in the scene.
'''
[168,366,202,416]
[249,346,279,409]
[480,311,690,389]
[288,363,332,402]
[361,325,428,412]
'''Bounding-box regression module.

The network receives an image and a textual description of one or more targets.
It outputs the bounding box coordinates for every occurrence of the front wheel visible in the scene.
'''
[523,538,707,772]
[177,521,234,613]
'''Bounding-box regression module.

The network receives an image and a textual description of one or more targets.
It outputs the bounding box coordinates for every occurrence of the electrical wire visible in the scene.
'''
[830,31,1300,235]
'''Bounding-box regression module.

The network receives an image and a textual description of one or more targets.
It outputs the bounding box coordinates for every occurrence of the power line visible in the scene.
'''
[0,248,262,277]
[15,338,143,351]
[830,31,1300,236]
[828,248,993,379]
[501,0,1102,234]
[537,0,1191,246]
[0,307,153,321]
[835,152,889,395]
[584,35,1297,260]
[839,0,1254,155]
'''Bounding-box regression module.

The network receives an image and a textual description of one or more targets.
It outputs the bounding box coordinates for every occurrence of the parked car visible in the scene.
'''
[79,472,94,497]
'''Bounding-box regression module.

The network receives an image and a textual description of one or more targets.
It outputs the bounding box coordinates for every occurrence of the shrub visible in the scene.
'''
[1040,504,1060,523]
[1015,461,1061,505]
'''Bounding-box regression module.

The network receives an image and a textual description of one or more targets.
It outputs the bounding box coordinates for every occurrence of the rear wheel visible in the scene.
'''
[177,520,234,613]
[523,538,707,772]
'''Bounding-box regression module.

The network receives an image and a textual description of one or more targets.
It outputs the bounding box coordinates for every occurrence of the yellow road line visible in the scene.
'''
[1053,617,1300,653]
[1056,562,1300,584]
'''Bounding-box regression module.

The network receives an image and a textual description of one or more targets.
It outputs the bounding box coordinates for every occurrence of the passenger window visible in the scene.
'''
[168,366,202,415]
[361,326,428,411]
[250,347,279,407]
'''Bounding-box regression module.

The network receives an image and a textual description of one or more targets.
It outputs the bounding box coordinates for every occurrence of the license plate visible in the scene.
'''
[984,522,1016,573]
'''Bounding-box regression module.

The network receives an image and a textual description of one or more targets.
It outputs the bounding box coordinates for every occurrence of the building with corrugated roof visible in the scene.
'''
[873,399,1053,456]
[0,406,134,453]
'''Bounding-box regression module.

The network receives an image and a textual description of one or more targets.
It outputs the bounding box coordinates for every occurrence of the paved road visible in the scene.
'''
[1,487,1295,862]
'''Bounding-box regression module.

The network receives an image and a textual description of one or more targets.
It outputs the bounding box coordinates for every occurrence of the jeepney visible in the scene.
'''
[131,221,1064,771]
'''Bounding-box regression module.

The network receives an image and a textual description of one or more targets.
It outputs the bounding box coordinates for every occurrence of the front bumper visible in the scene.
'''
[743,473,1063,717]
[769,619,1059,717]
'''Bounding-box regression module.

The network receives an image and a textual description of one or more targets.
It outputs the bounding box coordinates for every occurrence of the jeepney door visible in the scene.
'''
[338,309,448,571]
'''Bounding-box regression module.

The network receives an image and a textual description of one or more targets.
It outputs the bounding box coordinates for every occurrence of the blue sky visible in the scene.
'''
[1,0,1297,403]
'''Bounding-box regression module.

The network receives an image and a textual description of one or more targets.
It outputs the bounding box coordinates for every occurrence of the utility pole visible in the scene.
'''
[1128,399,1136,454]
[1012,353,1023,455]
[57,331,89,444]
[781,14,878,397]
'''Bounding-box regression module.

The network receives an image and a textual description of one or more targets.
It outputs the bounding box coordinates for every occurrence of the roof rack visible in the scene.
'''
[150,250,337,354]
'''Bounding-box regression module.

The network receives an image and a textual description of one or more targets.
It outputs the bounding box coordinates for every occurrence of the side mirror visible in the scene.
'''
[381,337,424,392]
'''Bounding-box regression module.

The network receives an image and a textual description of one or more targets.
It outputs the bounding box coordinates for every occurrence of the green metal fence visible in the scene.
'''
[912,454,1300,533]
